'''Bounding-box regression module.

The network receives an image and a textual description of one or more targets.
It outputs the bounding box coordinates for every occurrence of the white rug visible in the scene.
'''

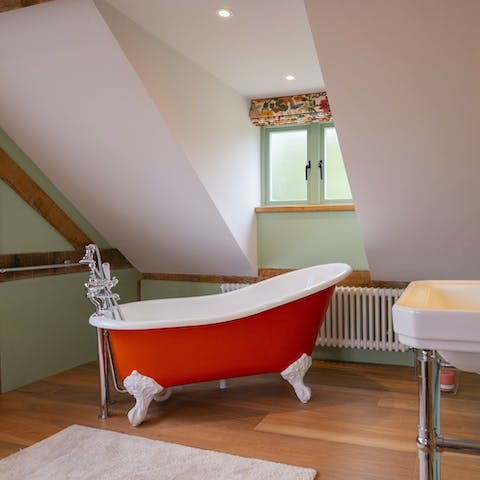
[0,425,316,479]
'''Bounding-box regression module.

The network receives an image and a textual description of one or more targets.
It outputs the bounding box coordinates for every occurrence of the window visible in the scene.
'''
[261,123,352,206]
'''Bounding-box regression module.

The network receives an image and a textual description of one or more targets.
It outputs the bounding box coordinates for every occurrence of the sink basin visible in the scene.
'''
[393,280,480,373]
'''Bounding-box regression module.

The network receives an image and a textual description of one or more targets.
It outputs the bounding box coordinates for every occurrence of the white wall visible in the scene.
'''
[305,0,480,281]
[0,0,255,275]
[96,0,259,269]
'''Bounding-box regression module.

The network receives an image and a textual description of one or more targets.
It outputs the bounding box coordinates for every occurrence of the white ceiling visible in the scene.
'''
[104,0,324,99]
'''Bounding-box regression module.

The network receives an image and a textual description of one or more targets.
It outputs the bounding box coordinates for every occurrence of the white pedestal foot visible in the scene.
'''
[123,370,164,426]
[281,353,312,403]
[153,388,172,402]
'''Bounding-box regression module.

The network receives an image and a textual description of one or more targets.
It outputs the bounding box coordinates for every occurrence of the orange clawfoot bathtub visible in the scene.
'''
[81,246,351,426]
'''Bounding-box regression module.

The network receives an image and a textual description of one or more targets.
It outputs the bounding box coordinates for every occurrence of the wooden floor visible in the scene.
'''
[1,360,480,479]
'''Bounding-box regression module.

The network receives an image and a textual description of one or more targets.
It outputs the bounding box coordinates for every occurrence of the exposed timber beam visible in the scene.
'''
[0,248,132,282]
[0,0,51,13]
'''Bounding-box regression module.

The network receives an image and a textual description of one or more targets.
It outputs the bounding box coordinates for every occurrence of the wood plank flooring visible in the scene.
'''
[1,360,480,479]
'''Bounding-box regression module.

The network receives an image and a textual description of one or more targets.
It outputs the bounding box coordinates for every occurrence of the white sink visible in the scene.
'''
[393,280,480,373]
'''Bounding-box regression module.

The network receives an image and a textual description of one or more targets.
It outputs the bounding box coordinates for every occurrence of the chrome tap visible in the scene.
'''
[80,244,124,320]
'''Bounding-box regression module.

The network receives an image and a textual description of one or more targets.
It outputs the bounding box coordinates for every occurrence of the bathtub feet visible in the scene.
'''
[123,370,165,426]
[219,379,228,389]
[281,353,312,403]
[153,388,172,402]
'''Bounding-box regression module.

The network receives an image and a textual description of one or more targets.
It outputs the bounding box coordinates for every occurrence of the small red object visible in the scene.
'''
[440,371,456,393]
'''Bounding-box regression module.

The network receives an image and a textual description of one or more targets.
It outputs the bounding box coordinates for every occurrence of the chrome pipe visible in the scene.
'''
[436,436,480,455]
[417,349,441,480]
[105,332,127,394]
[97,328,111,419]
[0,261,81,273]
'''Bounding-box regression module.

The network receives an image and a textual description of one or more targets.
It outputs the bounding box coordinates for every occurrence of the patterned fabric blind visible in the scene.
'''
[249,92,331,126]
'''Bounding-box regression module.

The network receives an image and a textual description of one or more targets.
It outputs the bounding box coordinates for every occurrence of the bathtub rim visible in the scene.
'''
[89,262,352,330]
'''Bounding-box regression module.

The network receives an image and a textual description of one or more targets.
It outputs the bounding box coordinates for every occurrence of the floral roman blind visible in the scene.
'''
[249,92,332,126]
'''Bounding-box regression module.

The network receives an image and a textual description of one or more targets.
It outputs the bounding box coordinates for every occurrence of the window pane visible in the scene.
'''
[324,127,352,200]
[269,129,308,202]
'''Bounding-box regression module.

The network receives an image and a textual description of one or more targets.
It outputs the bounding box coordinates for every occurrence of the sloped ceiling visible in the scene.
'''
[95,0,260,274]
[104,0,324,98]
[0,0,255,275]
[305,0,480,281]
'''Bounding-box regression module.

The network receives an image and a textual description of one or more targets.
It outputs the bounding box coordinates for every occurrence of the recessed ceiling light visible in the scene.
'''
[285,75,295,81]
[217,8,233,18]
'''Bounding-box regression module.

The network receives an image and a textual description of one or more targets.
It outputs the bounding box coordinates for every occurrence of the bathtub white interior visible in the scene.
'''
[89,263,352,330]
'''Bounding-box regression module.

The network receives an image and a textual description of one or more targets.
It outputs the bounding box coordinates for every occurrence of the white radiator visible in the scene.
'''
[220,283,252,293]
[220,283,406,352]
[317,286,406,352]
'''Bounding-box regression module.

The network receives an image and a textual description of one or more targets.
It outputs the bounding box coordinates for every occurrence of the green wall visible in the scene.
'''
[257,210,369,270]
[142,279,220,300]
[0,269,139,392]
[0,129,140,392]
[0,180,72,253]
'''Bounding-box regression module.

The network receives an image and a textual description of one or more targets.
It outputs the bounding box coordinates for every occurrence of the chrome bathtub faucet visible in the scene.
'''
[80,244,124,320]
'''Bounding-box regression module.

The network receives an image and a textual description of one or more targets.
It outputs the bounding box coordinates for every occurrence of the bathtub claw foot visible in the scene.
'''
[153,388,172,402]
[281,353,312,403]
[123,370,164,426]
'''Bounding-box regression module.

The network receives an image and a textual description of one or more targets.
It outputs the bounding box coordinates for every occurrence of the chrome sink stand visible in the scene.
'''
[417,350,480,479]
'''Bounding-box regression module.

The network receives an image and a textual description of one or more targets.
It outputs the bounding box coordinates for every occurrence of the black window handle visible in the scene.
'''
[305,160,311,180]
[319,160,323,180]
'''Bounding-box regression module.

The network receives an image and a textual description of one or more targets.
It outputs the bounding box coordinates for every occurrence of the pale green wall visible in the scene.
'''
[0,131,140,392]
[0,180,72,253]
[142,279,220,300]
[257,210,369,270]
[0,268,139,392]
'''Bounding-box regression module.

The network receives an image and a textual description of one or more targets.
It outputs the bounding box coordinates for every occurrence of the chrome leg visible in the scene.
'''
[97,328,111,419]
[417,349,441,480]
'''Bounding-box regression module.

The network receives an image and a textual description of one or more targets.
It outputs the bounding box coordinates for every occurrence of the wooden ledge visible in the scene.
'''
[255,205,355,213]
[0,249,132,283]
[142,272,257,284]
[141,269,408,289]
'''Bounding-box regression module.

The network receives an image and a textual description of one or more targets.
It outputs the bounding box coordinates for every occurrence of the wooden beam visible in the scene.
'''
[0,248,132,283]
[0,0,52,13]
[142,272,257,285]
[0,147,93,249]
[259,268,407,288]
[142,269,408,289]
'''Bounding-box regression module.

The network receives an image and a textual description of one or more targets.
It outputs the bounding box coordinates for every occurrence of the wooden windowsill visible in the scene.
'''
[255,204,355,213]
